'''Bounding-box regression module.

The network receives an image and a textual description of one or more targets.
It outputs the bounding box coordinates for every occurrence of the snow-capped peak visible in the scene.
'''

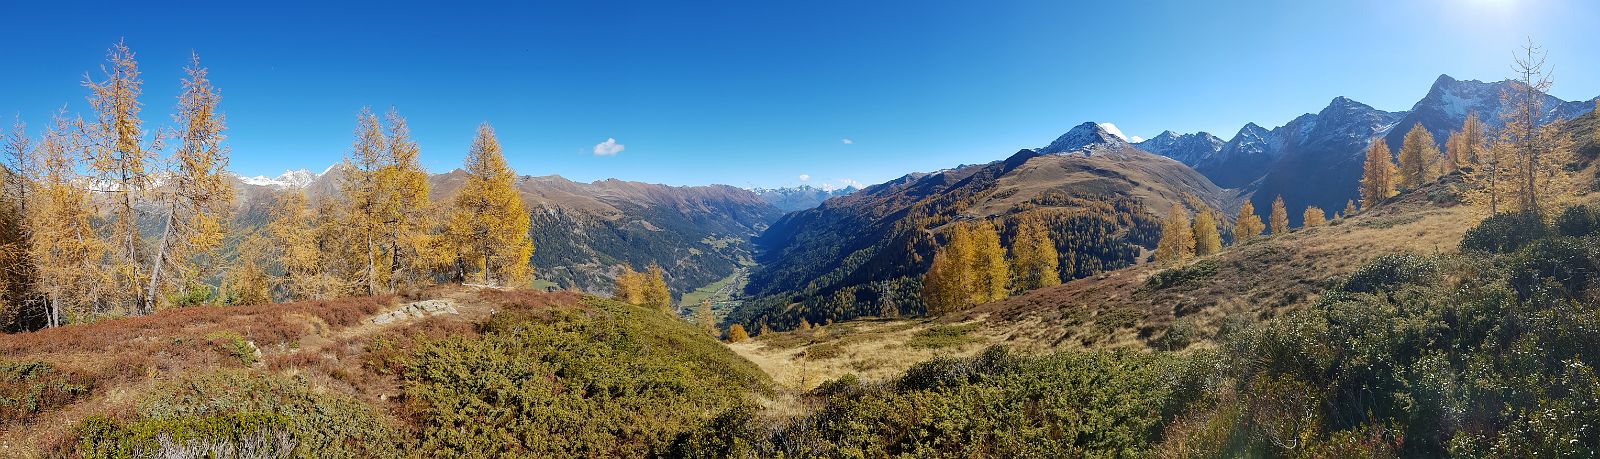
[1038,122,1130,155]
[237,168,319,189]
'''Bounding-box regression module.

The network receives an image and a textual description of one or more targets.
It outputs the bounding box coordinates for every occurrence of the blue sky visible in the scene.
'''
[1,0,1597,189]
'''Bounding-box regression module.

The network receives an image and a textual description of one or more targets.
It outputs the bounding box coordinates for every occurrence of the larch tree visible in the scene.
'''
[1396,123,1440,190]
[612,265,645,305]
[267,190,319,301]
[1268,195,1289,235]
[145,54,233,311]
[338,108,389,294]
[920,248,963,315]
[1445,112,1487,172]
[4,117,33,215]
[1154,203,1194,265]
[1302,206,1327,227]
[1501,40,1573,215]
[642,264,672,312]
[1008,217,1060,292]
[695,299,717,336]
[378,109,433,291]
[1193,209,1222,256]
[29,112,104,327]
[968,221,1010,305]
[1343,200,1358,219]
[1232,201,1265,245]
[1359,139,1397,210]
[311,196,360,298]
[0,117,37,330]
[444,123,534,287]
[84,40,155,313]
[725,324,749,343]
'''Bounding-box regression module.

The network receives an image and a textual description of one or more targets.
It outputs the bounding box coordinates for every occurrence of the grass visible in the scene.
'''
[678,271,738,311]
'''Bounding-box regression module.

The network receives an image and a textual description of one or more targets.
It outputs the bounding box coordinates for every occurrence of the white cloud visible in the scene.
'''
[822,178,864,192]
[1097,122,1131,142]
[592,138,625,156]
[798,174,811,182]
[841,138,854,145]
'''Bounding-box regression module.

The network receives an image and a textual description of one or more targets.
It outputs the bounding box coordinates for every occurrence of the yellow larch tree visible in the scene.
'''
[267,190,319,301]
[146,54,233,311]
[968,221,1010,304]
[642,264,672,312]
[378,108,433,292]
[1232,201,1265,245]
[1302,206,1327,227]
[1008,217,1059,292]
[84,40,155,313]
[695,299,717,336]
[1192,209,1222,256]
[29,112,105,326]
[1444,112,1487,173]
[1359,139,1397,210]
[1268,195,1289,235]
[1343,200,1358,219]
[445,123,533,286]
[338,108,389,294]
[1501,40,1573,215]
[920,248,963,315]
[1396,123,1440,191]
[1,116,38,329]
[726,324,749,343]
[1153,203,1194,266]
[612,265,645,305]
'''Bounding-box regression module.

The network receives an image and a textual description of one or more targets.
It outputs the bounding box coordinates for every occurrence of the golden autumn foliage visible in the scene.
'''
[1359,138,1397,210]
[613,265,646,305]
[1268,195,1289,235]
[695,299,717,336]
[84,40,155,313]
[726,324,749,343]
[642,264,672,312]
[1153,203,1194,266]
[1343,200,1358,219]
[922,221,1010,315]
[1302,206,1327,227]
[26,113,103,327]
[1192,209,1222,256]
[146,54,234,310]
[1232,201,1264,245]
[1396,123,1440,190]
[444,124,533,287]
[1008,218,1060,291]
[267,190,319,301]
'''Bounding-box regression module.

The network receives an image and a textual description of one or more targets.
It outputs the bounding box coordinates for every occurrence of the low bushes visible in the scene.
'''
[0,359,92,426]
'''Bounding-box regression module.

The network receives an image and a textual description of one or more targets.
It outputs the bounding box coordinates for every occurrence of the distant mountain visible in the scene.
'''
[228,168,783,296]
[1382,74,1597,152]
[751,185,857,213]
[1135,130,1224,167]
[731,122,1236,331]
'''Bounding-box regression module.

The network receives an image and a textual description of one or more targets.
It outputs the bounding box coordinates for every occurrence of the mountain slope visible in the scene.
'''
[751,185,858,212]
[732,122,1235,331]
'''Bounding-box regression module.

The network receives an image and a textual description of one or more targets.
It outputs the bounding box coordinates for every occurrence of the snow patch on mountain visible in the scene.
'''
[237,168,320,189]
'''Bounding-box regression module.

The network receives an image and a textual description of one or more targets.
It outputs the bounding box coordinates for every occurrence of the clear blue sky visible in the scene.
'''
[2,0,1597,190]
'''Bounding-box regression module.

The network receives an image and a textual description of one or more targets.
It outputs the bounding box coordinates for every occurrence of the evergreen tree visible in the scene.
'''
[84,40,154,313]
[968,221,1010,304]
[444,124,534,286]
[1008,218,1060,291]
[1359,138,1397,210]
[1232,201,1265,245]
[1268,195,1289,235]
[1154,203,1195,265]
[1192,209,1222,256]
[1302,206,1327,227]
[1397,123,1439,190]
[145,54,233,311]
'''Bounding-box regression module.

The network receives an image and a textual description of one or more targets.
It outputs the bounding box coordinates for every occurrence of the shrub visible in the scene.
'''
[1460,211,1548,253]
[205,331,258,366]
[76,413,295,459]
[1556,205,1598,237]
[1508,237,1598,300]
[726,324,749,343]
[905,323,981,349]
[1342,253,1438,293]
[0,359,92,426]
[1144,259,1220,290]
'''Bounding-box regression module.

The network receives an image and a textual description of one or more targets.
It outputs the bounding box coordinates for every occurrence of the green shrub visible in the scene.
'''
[401,297,768,457]
[1144,259,1220,290]
[76,412,295,459]
[1508,237,1598,300]
[1460,211,1548,253]
[1556,205,1598,237]
[205,331,258,366]
[0,359,92,426]
[85,370,406,458]
[905,323,981,349]
[1341,253,1438,293]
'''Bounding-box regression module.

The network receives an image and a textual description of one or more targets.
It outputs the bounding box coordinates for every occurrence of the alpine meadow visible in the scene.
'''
[7,1,1600,458]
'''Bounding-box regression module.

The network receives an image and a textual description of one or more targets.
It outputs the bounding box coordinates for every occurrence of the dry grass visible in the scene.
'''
[727,318,995,391]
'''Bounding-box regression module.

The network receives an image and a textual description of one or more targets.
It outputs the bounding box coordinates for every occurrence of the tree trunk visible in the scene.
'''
[144,205,177,314]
